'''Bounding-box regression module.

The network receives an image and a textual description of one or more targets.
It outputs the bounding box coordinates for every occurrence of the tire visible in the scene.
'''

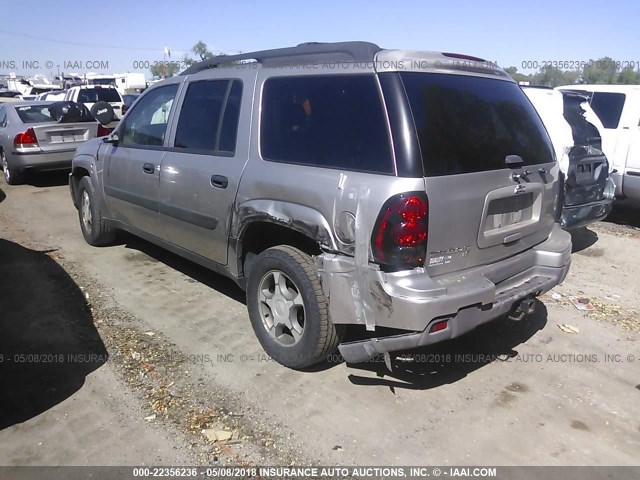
[2,150,24,185]
[246,245,343,369]
[77,176,116,246]
[90,101,115,125]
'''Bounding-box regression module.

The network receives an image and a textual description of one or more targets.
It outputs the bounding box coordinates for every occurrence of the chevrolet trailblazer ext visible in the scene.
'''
[69,42,572,369]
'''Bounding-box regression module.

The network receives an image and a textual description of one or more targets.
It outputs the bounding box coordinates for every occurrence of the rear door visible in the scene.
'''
[400,72,558,276]
[159,73,251,264]
[102,83,180,238]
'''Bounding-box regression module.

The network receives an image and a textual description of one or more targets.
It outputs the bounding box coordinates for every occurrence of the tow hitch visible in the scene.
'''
[508,298,536,321]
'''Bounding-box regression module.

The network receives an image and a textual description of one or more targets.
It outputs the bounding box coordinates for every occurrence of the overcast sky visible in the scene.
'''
[1,0,638,78]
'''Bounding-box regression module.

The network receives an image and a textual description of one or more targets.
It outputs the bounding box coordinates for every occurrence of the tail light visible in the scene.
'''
[14,128,38,148]
[372,192,428,269]
[97,125,111,137]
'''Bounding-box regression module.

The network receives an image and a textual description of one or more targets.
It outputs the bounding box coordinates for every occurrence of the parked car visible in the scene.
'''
[122,93,140,115]
[35,90,68,102]
[522,86,615,229]
[69,42,571,368]
[64,85,124,125]
[557,85,640,204]
[1,101,103,185]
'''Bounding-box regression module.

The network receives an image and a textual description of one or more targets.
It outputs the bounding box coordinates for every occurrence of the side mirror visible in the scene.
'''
[103,133,119,144]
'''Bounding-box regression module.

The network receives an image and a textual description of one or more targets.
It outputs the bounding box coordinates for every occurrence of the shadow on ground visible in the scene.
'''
[0,187,5,203]
[570,226,599,253]
[345,301,548,391]
[0,239,107,430]
[121,233,246,304]
[25,170,70,188]
[605,201,640,229]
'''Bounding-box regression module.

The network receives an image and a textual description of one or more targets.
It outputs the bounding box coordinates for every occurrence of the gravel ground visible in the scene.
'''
[0,172,639,468]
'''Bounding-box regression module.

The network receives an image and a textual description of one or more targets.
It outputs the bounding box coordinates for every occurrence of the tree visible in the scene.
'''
[532,65,567,87]
[149,61,180,79]
[582,57,618,84]
[192,41,214,61]
[617,66,640,85]
[504,66,532,84]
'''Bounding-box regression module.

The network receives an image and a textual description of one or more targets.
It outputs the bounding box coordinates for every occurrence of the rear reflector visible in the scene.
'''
[429,320,448,333]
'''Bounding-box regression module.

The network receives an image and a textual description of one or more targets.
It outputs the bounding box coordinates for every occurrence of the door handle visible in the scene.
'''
[143,163,155,174]
[211,175,228,189]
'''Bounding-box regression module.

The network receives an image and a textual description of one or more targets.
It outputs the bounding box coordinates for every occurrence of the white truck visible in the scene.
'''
[557,85,640,203]
[64,85,124,126]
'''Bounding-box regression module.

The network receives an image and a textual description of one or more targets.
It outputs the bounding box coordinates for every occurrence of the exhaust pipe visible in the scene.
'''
[508,298,536,321]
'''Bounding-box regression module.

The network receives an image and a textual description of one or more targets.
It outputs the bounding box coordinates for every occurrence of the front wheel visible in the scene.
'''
[246,245,343,369]
[77,176,116,246]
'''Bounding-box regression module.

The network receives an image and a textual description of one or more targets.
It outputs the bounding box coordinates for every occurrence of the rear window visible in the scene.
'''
[260,75,394,174]
[589,92,625,129]
[400,73,555,176]
[15,105,52,123]
[77,88,121,103]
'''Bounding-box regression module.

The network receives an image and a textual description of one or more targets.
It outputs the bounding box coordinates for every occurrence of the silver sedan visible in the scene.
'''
[0,101,100,185]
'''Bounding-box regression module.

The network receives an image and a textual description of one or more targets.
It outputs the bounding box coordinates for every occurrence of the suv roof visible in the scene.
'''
[181,41,511,81]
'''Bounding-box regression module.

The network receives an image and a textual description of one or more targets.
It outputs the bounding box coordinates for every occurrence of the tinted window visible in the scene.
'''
[401,73,554,176]
[174,79,242,154]
[77,87,121,103]
[0,107,6,127]
[120,84,178,147]
[15,105,52,123]
[261,75,393,174]
[589,92,625,129]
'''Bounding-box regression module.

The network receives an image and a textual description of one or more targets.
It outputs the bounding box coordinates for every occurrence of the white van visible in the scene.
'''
[557,85,640,203]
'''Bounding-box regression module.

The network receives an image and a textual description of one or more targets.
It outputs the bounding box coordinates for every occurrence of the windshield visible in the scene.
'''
[400,72,555,176]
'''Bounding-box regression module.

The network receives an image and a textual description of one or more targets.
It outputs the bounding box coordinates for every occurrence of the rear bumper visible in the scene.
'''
[330,225,572,363]
[10,149,75,171]
[561,199,613,230]
[560,178,616,230]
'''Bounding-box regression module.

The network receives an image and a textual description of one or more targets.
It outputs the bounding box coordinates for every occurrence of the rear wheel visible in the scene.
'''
[1,150,24,185]
[77,176,116,246]
[246,245,343,369]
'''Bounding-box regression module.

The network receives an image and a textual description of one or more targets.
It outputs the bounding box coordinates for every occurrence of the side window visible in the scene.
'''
[589,92,626,129]
[260,74,394,174]
[174,79,242,154]
[0,107,6,127]
[120,84,179,147]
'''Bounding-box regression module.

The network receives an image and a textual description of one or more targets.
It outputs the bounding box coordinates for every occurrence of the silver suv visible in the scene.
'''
[69,42,572,369]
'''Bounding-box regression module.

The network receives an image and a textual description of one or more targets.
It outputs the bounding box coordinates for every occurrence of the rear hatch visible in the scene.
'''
[14,103,98,151]
[77,86,124,119]
[399,72,558,276]
[561,92,609,206]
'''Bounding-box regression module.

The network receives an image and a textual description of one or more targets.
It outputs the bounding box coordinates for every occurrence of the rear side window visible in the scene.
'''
[77,88,121,103]
[174,79,242,154]
[589,92,625,129]
[400,73,555,176]
[261,75,394,174]
[15,105,52,123]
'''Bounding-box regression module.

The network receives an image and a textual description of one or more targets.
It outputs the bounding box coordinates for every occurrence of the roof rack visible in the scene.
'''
[180,41,382,75]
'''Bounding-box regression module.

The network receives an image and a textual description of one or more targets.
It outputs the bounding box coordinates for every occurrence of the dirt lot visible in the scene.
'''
[0,172,639,467]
